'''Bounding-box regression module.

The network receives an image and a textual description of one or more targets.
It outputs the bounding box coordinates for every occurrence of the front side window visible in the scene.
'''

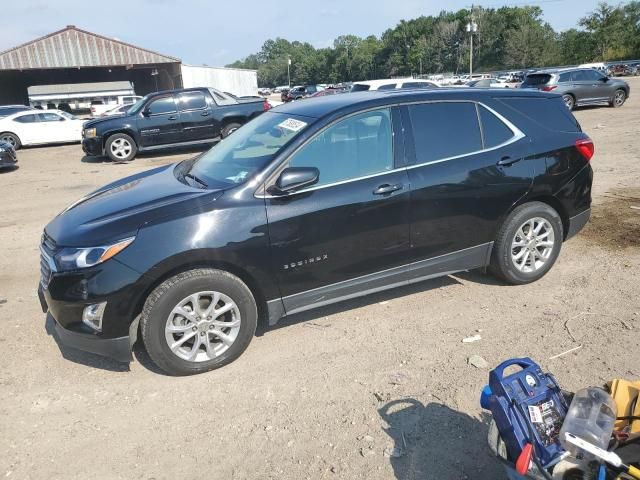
[408,102,482,163]
[288,108,393,187]
[147,96,177,115]
[178,91,207,111]
[14,114,39,124]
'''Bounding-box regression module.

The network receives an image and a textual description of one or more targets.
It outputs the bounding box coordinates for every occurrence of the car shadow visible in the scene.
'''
[44,313,130,372]
[0,165,19,173]
[378,399,505,479]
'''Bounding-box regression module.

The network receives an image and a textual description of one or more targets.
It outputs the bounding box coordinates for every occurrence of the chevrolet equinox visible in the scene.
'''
[39,89,594,375]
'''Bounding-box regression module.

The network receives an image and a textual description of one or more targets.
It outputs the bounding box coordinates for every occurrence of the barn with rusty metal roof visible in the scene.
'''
[0,25,258,105]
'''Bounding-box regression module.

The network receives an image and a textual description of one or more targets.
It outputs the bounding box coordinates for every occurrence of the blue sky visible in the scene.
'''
[1,0,604,66]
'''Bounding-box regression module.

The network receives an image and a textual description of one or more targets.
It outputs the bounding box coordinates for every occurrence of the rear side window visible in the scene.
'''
[558,73,571,82]
[377,83,397,90]
[478,106,514,148]
[351,84,371,92]
[522,74,551,86]
[498,97,580,133]
[401,82,434,89]
[178,91,207,111]
[408,102,482,163]
[14,114,39,123]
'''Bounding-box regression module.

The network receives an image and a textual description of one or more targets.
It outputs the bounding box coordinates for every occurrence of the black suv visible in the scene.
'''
[282,85,324,102]
[521,67,630,110]
[82,88,270,162]
[40,89,594,375]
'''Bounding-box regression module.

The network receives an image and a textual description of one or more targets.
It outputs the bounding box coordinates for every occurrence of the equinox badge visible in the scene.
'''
[284,254,328,270]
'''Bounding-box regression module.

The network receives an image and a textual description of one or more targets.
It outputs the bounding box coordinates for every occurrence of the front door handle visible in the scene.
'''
[373,183,403,195]
[168,115,177,121]
[201,111,210,117]
[497,156,522,167]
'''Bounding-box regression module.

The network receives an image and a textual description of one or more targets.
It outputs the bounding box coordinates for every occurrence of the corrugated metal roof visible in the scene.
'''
[28,81,134,95]
[0,26,180,70]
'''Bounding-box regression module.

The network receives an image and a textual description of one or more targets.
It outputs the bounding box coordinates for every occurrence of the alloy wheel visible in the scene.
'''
[0,134,17,147]
[562,94,574,110]
[510,217,555,273]
[110,138,132,159]
[164,291,241,362]
[614,91,625,106]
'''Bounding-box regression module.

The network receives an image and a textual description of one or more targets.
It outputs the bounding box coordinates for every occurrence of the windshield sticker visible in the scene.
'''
[278,118,307,132]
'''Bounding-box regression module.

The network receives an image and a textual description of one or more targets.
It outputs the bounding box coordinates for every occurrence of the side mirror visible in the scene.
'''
[142,108,150,117]
[600,76,609,82]
[59,117,65,121]
[267,167,319,196]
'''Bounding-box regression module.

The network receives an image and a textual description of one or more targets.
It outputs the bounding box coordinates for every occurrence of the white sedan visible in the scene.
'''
[0,110,85,149]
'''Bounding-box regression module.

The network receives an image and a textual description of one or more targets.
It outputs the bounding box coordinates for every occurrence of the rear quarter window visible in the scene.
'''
[497,97,581,133]
[522,74,552,86]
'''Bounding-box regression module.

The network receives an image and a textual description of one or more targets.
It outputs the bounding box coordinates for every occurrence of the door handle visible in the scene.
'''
[373,183,403,195]
[497,156,522,167]
[168,115,177,121]
[201,111,210,117]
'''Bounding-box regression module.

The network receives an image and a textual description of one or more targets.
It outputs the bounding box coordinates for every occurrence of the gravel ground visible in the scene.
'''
[1,80,639,480]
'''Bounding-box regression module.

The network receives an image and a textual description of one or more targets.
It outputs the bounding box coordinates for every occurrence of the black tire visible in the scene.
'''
[221,123,242,138]
[141,268,257,376]
[610,89,626,108]
[562,94,575,111]
[489,202,563,285]
[105,133,137,162]
[0,132,21,150]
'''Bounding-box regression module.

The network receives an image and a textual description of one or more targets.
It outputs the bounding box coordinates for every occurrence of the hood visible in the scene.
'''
[45,163,222,247]
[83,114,133,130]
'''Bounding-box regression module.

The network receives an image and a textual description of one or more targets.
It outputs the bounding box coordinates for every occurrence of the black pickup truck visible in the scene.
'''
[82,88,270,162]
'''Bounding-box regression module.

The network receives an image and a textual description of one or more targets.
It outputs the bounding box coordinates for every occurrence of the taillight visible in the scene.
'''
[575,138,594,161]
[541,85,557,92]
[262,100,271,111]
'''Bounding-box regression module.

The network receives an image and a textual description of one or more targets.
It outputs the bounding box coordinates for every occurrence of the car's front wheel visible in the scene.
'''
[141,269,257,376]
[105,133,137,162]
[610,89,626,108]
[489,202,563,285]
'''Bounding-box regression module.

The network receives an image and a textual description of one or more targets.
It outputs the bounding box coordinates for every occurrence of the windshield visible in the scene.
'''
[184,112,312,189]
[126,96,148,115]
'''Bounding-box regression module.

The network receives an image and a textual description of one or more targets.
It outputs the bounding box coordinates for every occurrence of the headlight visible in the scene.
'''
[55,237,135,270]
[84,128,97,138]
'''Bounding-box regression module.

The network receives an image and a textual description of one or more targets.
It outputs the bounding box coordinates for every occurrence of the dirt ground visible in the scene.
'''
[1,80,639,480]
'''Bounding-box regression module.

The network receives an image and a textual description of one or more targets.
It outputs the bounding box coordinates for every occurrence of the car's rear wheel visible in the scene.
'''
[0,132,21,150]
[221,123,242,138]
[141,268,257,376]
[562,94,575,111]
[489,202,563,285]
[106,133,137,162]
[611,89,626,108]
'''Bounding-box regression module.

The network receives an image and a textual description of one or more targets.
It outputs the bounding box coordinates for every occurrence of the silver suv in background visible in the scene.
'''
[521,68,630,110]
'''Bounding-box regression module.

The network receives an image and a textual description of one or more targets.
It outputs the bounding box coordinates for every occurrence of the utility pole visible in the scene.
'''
[466,6,478,77]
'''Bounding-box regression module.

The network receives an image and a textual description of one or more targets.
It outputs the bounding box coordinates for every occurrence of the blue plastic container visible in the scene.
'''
[481,357,568,468]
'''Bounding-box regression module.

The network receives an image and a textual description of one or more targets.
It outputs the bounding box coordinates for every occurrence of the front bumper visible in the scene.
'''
[81,136,103,156]
[39,285,135,363]
[0,150,17,168]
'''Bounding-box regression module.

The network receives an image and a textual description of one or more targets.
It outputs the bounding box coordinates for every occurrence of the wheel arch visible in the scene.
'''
[511,195,570,240]
[131,259,269,332]
[0,131,22,146]
[221,117,245,129]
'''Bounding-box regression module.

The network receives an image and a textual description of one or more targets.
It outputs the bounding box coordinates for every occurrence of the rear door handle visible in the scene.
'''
[201,111,210,117]
[373,183,403,195]
[497,156,522,167]
[168,115,177,121]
